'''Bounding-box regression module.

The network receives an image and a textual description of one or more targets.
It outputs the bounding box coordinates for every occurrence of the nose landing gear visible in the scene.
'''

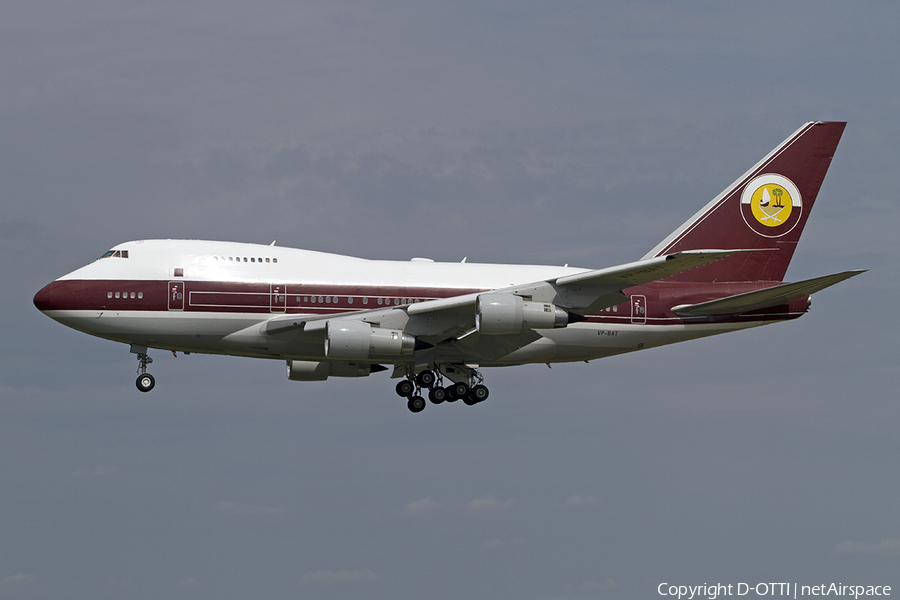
[134,350,155,392]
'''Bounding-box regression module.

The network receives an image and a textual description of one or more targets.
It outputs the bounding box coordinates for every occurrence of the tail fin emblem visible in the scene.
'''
[740,174,802,238]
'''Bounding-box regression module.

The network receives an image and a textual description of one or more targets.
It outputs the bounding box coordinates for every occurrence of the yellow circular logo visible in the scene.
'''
[749,183,793,227]
[740,174,802,238]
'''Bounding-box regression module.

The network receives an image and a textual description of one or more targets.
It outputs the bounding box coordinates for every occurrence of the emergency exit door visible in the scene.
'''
[630,295,646,324]
[168,282,184,310]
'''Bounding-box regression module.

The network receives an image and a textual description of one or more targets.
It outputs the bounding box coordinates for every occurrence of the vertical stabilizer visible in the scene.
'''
[644,121,846,282]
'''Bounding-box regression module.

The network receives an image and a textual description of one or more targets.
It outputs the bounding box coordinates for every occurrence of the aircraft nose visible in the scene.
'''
[33,280,64,312]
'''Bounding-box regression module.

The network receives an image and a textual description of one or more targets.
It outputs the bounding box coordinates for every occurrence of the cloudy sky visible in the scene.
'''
[2,2,898,599]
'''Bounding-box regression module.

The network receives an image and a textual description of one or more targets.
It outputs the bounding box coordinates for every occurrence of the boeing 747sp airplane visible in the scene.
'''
[34,121,863,412]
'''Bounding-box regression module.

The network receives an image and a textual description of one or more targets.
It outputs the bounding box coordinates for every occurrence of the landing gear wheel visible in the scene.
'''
[463,394,478,406]
[428,386,447,404]
[407,396,426,413]
[470,384,489,403]
[396,379,415,398]
[136,373,155,393]
[449,382,469,400]
[416,370,436,388]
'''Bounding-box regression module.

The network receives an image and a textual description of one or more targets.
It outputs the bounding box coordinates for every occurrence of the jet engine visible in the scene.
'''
[324,320,416,360]
[475,294,569,335]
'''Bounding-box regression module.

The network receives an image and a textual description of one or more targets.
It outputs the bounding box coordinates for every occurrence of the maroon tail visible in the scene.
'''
[644,121,846,283]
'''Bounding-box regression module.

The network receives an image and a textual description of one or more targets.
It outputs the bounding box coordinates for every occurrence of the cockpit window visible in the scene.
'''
[99,251,115,259]
[98,250,130,259]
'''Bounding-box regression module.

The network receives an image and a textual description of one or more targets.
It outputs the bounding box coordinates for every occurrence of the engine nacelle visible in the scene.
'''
[286,360,372,381]
[324,320,416,360]
[475,294,569,335]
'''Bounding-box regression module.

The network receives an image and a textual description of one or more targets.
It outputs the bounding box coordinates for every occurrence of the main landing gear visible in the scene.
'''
[135,351,155,393]
[395,366,490,413]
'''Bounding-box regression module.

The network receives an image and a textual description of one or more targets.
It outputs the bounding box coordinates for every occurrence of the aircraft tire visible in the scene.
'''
[136,373,155,393]
[395,379,414,398]
[470,384,489,403]
[450,382,469,400]
[407,396,426,413]
[416,370,436,388]
[428,386,447,404]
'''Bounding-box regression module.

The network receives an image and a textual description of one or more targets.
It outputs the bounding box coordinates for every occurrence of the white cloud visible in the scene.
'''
[301,569,381,586]
[834,538,900,556]
[563,494,599,507]
[465,496,512,512]
[404,497,441,514]
[214,501,285,516]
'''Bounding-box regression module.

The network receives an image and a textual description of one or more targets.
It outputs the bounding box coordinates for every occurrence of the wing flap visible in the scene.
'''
[671,270,865,316]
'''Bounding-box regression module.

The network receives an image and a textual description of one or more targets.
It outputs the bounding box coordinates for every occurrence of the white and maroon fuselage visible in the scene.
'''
[34,239,804,368]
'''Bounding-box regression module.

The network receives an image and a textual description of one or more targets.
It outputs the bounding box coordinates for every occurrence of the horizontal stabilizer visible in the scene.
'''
[671,270,865,317]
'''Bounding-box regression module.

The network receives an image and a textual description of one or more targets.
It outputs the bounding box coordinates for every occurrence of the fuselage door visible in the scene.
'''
[271,284,286,312]
[168,282,185,311]
[630,294,646,324]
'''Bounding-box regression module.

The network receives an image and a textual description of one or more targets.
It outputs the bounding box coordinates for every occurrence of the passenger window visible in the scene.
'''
[107,292,113,298]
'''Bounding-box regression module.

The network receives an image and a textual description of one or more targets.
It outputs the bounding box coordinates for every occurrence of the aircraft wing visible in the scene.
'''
[671,270,866,317]
[407,249,751,319]
[264,249,744,344]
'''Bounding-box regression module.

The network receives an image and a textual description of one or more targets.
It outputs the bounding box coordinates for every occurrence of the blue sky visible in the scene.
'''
[2,2,898,599]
